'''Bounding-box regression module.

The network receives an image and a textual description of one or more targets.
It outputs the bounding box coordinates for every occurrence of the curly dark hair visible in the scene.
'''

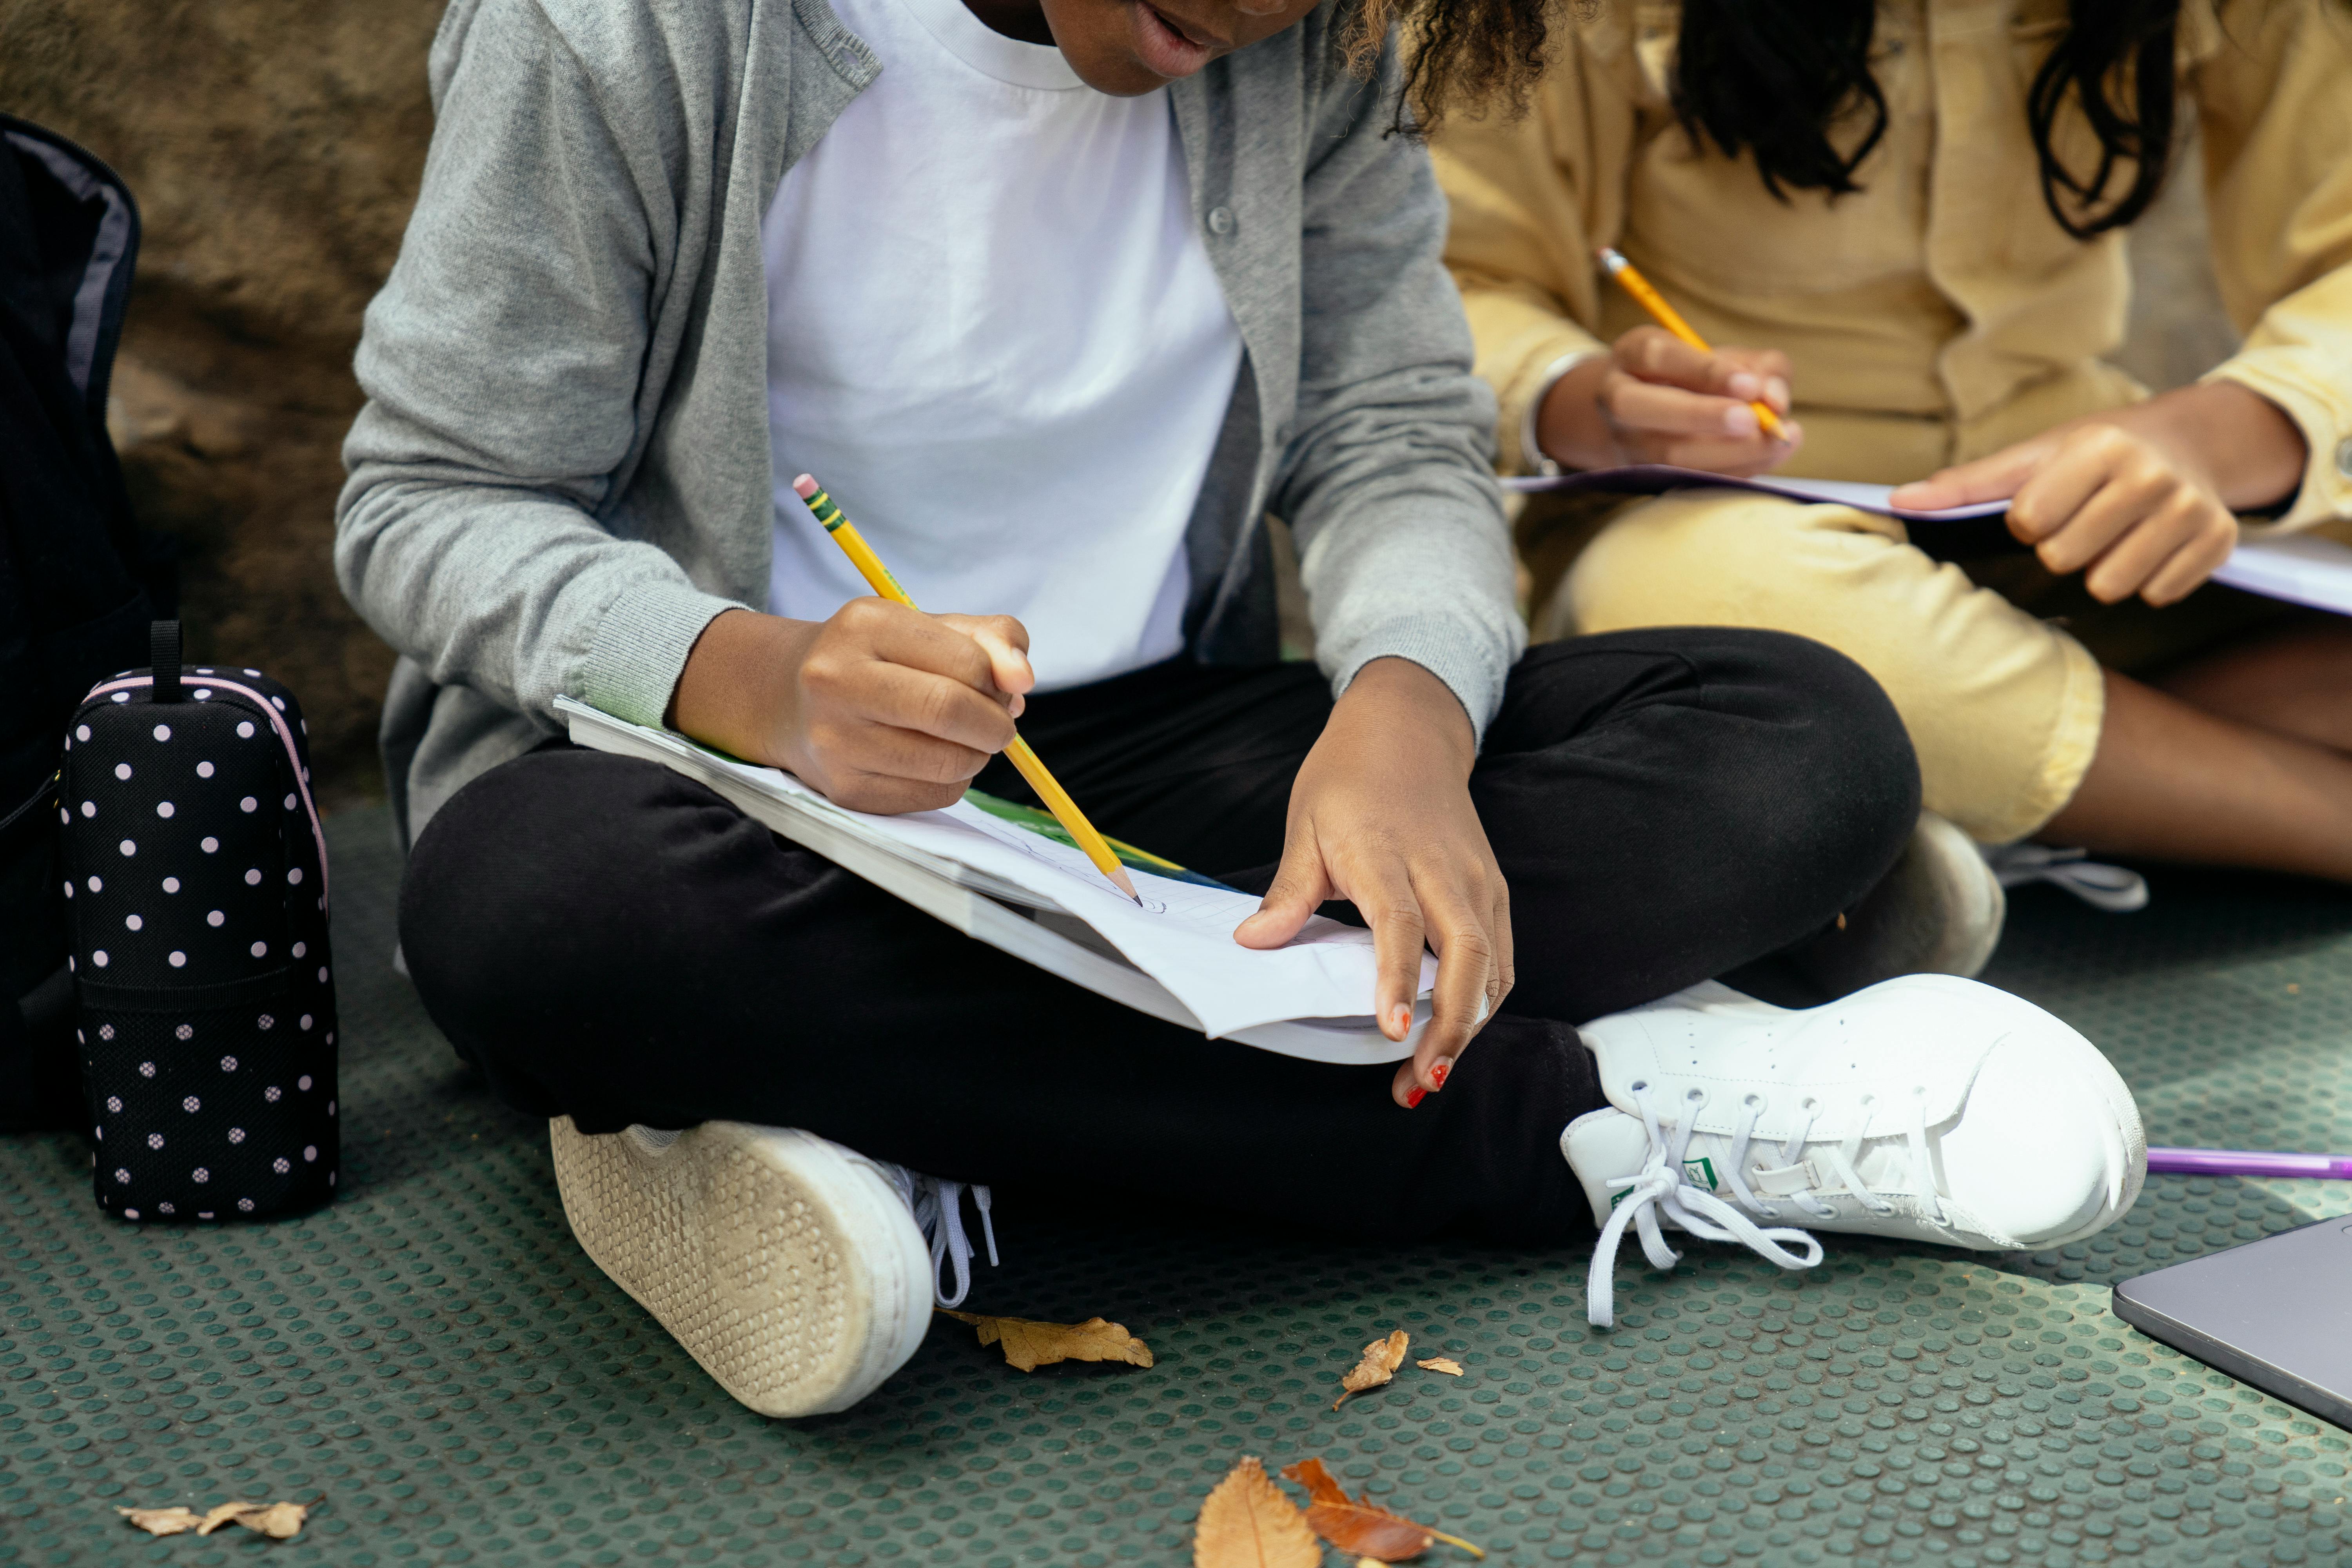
[1670,0,2183,239]
[1343,0,1559,134]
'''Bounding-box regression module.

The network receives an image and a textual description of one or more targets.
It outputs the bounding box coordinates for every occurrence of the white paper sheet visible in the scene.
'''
[691,748,1436,1041]
[2207,533,2352,615]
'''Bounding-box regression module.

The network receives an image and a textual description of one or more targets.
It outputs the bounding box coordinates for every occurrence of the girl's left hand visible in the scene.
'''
[1888,382,2306,607]
[1233,657,1512,1108]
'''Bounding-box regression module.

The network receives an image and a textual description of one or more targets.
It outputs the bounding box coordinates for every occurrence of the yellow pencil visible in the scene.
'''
[791,473,1142,903]
[1597,246,1789,443]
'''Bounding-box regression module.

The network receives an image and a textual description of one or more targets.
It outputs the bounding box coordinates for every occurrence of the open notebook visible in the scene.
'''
[1506,465,2352,615]
[555,697,1429,1065]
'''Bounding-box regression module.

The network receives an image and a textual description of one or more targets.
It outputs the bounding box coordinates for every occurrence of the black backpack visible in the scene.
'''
[0,114,165,1132]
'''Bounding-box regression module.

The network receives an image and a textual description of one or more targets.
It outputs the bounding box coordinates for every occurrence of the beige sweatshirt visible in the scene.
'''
[1431,0,2352,532]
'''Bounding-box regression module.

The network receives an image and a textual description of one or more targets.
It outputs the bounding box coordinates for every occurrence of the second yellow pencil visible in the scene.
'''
[1597,246,1789,443]
[790,473,1142,904]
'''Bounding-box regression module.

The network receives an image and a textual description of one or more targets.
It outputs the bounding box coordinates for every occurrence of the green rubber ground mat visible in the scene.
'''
[9,813,2352,1568]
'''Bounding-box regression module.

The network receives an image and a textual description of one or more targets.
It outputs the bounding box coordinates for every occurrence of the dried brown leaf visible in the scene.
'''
[122,1499,311,1540]
[238,1500,313,1539]
[197,1502,257,1535]
[1281,1458,1486,1562]
[1333,1328,1409,1409]
[117,1506,203,1537]
[1416,1357,1464,1377]
[1193,1456,1321,1568]
[1285,1455,1350,1505]
[940,1310,1153,1373]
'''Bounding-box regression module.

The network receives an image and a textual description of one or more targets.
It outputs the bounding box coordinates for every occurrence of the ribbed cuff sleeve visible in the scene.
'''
[1323,612,1523,748]
[576,579,744,730]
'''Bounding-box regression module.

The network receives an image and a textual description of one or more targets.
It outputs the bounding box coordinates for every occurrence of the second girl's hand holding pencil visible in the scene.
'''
[792,473,1142,904]
[1597,246,1790,444]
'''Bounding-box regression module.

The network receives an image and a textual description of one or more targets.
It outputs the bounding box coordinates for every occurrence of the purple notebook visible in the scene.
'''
[1500,463,2010,523]
[1508,463,2352,616]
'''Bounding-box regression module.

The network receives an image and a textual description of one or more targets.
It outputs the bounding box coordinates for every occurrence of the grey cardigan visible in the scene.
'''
[338,0,1523,849]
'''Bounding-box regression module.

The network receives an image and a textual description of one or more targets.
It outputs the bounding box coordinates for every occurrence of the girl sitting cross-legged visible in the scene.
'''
[338,0,2147,1417]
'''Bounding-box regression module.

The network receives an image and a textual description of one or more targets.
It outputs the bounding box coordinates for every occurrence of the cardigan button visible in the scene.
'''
[1206,206,1236,236]
[2336,435,2352,480]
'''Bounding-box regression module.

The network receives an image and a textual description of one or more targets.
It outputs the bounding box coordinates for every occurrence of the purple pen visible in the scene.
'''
[2147,1146,2352,1180]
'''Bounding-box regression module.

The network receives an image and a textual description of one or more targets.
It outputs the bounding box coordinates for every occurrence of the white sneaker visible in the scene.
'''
[548,1118,998,1417]
[1562,976,2145,1328]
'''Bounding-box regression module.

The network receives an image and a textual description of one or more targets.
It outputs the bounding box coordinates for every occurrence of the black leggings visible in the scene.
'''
[399,630,1918,1246]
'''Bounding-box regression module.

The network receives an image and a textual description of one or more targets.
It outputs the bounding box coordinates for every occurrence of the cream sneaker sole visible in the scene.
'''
[548,1118,934,1417]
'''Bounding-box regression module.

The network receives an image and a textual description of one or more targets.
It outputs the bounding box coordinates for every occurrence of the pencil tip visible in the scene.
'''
[1109,865,1140,902]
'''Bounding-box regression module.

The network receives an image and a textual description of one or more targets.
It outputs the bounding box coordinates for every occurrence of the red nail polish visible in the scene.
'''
[1405,1086,1427,1109]
[1430,1059,1451,1089]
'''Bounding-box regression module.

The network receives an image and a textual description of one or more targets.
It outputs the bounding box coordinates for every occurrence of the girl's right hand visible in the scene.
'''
[1535,324,1801,476]
[670,603,1034,814]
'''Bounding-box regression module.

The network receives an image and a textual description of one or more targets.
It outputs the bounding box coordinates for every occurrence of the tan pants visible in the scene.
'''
[1534,491,2308,844]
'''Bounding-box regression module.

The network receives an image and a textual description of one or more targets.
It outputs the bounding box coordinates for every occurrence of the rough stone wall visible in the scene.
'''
[0,0,443,807]
[0,0,2243,806]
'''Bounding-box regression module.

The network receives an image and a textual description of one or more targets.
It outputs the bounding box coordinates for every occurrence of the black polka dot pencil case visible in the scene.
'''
[58,621,338,1222]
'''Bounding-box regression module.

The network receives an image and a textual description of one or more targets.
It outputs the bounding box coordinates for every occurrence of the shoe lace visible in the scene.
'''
[896,1172,1000,1310]
[1585,1079,1943,1328]
[1982,842,2148,912]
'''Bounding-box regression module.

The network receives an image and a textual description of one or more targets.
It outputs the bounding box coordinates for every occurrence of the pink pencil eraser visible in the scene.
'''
[791,474,818,499]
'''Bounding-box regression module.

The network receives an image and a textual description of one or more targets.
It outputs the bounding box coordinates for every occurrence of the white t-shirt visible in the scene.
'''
[760,0,1244,691]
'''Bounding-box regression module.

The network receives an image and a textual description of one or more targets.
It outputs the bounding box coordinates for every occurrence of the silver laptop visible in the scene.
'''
[2112,1218,2352,1429]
